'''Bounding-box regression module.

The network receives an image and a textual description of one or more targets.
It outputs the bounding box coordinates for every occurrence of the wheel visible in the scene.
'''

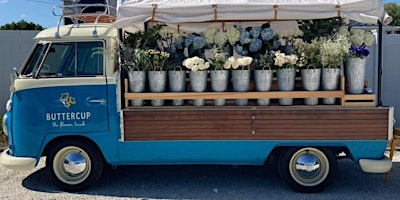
[278,147,337,193]
[45,139,104,191]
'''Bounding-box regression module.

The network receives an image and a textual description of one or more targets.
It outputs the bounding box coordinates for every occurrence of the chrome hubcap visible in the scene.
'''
[289,148,329,187]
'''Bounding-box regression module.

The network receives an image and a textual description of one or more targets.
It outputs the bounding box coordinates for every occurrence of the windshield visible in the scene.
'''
[20,41,104,78]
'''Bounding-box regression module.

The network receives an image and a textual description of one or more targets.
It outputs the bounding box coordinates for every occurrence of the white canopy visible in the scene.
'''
[115,0,392,29]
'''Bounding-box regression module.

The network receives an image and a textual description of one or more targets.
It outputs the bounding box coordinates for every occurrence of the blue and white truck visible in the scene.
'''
[0,0,395,193]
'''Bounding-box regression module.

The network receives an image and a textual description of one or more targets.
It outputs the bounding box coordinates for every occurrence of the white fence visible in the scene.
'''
[0,30,39,115]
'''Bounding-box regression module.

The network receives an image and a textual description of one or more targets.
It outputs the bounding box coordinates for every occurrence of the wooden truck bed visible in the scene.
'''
[122,107,390,141]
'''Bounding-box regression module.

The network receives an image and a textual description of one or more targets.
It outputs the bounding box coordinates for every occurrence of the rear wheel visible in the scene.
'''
[45,139,104,191]
[278,147,337,193]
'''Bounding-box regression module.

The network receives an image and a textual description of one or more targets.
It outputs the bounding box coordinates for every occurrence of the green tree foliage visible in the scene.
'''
[385,3,400,26]
[0,20,44,30]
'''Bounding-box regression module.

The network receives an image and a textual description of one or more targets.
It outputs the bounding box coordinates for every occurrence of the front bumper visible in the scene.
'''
[359,156,392,173]
[0,149,36,171]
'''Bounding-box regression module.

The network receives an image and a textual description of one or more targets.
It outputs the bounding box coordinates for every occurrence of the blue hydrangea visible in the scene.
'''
[260,28,274,41]
[235,44,248,56]
[192,36,205,50]
[250,27,261,38]
[240,49,248,56]
[240,30,251,45]
[184,34,196,47]
[235,44,244,55]
[271,39,280,50]
[175,37,184,49]
[249,38,262,52]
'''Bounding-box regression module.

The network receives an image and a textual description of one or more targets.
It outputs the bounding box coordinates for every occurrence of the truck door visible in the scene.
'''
[19,41,109,133]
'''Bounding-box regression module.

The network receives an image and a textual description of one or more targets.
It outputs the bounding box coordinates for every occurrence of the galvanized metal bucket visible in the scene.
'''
[148,70,167,106]
[127,70,146,106]
[232,70,251,106]
[321,67,340,105]
[190,70,208,106]
[210,70,229,106]
[301,66,321,105]
[255,67,273,106]
[168,67,186,106]
[277,68,296,105]
[345,57,366,94]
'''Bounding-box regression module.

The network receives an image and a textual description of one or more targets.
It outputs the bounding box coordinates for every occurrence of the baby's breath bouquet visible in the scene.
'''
[294,38,324,69]
[319,34,350,68]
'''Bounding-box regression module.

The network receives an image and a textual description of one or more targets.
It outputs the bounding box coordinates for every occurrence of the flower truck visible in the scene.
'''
[0,0,395,193]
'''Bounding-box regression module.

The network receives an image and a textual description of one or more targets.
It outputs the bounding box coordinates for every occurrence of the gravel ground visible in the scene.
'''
[0,150,399,200]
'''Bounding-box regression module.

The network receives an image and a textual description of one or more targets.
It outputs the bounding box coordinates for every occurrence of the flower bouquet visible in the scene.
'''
[183,56,210,106]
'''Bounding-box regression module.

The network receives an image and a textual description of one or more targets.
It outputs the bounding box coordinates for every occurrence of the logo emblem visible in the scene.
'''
[59,92,76,109]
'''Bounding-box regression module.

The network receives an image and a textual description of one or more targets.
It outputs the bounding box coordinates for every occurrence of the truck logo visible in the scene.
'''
[59,92,76,109]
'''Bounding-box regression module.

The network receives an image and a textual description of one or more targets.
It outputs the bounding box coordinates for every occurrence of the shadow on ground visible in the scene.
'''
[22,160,400,199]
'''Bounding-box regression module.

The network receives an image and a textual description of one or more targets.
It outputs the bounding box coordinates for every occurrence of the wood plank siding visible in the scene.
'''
[123,107,390,141]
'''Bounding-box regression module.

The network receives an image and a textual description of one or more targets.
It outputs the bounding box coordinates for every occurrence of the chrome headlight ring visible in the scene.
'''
[2,114,7,136]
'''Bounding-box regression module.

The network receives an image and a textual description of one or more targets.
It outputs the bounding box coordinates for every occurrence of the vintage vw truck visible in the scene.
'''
[0,0,395,193]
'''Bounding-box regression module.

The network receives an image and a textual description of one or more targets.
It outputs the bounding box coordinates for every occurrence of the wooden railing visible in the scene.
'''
[123,76,376,108]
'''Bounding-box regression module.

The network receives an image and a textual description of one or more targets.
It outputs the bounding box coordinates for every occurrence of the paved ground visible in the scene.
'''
[0,151,399,200]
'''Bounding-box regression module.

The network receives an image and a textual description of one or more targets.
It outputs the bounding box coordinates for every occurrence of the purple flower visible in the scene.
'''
[349,45,369,58]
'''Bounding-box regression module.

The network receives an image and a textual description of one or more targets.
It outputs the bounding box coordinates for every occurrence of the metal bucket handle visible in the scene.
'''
[130,66,141,71]
[154,66,163,73]
[214,65,224,70]
[173,66,183,71]
[307,64,316,72]
[262,65,271,71]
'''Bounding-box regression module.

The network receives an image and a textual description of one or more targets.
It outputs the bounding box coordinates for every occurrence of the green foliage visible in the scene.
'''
[298,18,343,42]
[385,3,400,26]
[125,24,163,50]
[0,20,44,30]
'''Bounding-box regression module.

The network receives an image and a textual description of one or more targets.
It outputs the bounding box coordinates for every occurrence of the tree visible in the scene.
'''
[385,3,400,26]
[0,20,44,30]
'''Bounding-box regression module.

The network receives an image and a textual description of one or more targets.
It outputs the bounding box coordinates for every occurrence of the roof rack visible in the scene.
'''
[53,3,116,38]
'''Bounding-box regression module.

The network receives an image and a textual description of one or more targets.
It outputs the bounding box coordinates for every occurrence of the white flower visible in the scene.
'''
[338,26,350,37]
[349,35,364,46]
[364,31,374,47]
[215,32,228,47]
[223,56,236,69]
[204,25,220,45]
[350,29,365,37]
[183,56,209,71]
[226,26,241,45]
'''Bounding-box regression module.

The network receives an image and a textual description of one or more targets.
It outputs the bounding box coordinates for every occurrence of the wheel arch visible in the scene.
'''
[42,135,106,163]
[264,145,352,166]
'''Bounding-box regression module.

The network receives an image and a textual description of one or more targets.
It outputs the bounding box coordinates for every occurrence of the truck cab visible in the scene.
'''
[0,1,396,193]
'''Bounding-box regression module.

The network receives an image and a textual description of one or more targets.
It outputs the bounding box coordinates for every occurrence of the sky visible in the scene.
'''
[0,0,400,28]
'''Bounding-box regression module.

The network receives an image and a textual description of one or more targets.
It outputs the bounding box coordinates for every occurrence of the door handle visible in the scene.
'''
[87,98,107,104]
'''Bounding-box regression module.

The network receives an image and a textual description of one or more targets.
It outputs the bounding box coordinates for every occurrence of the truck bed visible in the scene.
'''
[122,106,390,141]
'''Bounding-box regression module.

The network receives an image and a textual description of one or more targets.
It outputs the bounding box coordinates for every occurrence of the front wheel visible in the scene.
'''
[45,139,104,191]
[278,147,337,193]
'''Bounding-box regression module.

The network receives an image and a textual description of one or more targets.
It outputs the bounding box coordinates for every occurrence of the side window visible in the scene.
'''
[76,42,104,76]
[40,43,75,77]
[36,41,104,78]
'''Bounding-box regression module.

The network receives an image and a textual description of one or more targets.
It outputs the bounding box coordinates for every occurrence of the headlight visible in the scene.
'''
[2,114,7,136]
[6,100,12,112]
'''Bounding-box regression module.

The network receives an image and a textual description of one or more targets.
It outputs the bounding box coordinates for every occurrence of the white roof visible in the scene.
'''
[115,0,392,28]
